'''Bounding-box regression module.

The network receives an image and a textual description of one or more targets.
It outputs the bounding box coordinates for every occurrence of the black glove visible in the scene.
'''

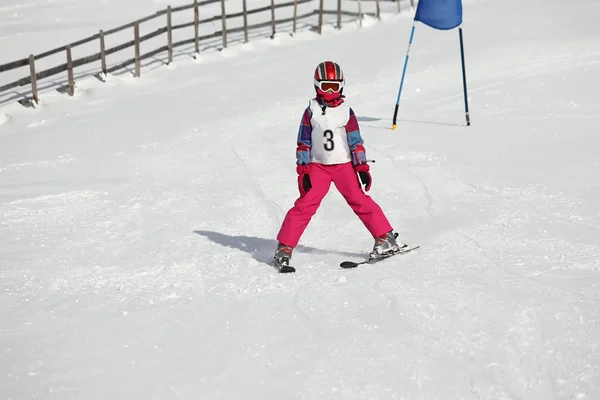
[297,164,311,196]
[355,163,372,191]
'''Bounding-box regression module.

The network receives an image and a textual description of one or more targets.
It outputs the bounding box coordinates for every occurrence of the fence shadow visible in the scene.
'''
[0,54,175,107]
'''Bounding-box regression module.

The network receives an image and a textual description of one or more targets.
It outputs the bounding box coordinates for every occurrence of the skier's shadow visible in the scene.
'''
[194,230,364,266]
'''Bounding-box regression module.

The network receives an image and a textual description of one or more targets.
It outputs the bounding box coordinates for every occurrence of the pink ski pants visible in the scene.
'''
[277,162,393,248]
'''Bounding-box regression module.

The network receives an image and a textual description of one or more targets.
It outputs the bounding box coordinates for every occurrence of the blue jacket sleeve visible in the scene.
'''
[346,107,367,165]
[296,107,312,165]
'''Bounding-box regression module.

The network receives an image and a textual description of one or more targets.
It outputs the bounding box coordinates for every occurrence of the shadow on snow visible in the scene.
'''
[194,230,365,267]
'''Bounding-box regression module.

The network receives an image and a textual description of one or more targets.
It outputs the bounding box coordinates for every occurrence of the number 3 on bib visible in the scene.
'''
[323,130,335,151]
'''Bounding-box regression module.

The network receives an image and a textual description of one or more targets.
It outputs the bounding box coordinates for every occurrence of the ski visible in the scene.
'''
[339,245,420,269]
[278,265,296,273]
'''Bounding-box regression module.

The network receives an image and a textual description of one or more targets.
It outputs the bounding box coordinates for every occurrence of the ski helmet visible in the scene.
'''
[314,61,345,101]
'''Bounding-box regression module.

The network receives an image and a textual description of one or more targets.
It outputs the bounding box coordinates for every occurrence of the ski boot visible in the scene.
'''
[369,231,407,259]
[273,242,295,273]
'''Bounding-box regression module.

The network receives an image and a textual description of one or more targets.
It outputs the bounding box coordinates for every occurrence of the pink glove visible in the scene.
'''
[355,163,371,191]
[297,164,311,196]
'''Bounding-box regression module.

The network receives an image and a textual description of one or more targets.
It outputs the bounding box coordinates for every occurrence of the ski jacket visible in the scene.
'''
[296,97,367,166]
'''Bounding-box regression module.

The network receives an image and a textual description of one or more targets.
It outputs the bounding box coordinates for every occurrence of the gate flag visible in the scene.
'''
[392,0,470,129]
[415,0,463,30]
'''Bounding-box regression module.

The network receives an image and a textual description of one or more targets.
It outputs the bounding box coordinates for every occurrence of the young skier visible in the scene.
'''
[273,61,406,270]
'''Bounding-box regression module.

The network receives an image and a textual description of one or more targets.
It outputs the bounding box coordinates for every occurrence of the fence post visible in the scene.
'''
[194,0,200,57]
[134,23,141,77]
[243,0,249,43]
[337,0,342,29]
[167,6,173,64]
[66,46,74,96]
[100,30,107,75]
[375,0,381,20]
[318,0,324,34]
[29,55,39,105]
[358,0,362,28]
[270,0,276,38]
[411,0,414,8]
[396,0,400,14]
[220,0,227,49]
[293,0,298,34]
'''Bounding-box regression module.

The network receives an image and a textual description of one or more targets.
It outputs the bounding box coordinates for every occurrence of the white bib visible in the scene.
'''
[308,99,352,165]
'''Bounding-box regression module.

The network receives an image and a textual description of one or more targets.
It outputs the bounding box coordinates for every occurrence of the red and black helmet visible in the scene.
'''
[314,61,345,100]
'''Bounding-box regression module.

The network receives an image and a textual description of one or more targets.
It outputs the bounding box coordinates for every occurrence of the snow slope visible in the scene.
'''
[1,0,600,398]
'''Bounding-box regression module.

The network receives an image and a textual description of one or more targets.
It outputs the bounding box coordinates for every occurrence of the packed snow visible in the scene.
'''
[1,0,599,398]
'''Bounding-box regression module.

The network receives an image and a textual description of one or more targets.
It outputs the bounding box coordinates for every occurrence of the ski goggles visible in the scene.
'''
[314,79,344,93]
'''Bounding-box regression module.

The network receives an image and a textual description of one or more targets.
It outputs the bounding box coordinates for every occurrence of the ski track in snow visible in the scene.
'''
[369,144,436,218]
[229,140,284,228]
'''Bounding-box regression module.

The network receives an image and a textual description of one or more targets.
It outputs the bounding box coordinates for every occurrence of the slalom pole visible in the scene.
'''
[392,22,416,130]
[458,27,470,126]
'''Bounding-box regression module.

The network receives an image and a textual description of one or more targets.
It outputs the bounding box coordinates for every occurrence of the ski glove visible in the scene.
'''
[297,164,311,196]
[355,163,371,191]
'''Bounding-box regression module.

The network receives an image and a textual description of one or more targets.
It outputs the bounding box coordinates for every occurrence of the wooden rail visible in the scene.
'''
[0,0,414,107]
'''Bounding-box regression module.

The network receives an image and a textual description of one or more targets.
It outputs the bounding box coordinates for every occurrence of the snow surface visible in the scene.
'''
[1,0,600,398]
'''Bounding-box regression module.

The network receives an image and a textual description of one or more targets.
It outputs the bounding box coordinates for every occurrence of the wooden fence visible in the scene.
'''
[0,0,415,107]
